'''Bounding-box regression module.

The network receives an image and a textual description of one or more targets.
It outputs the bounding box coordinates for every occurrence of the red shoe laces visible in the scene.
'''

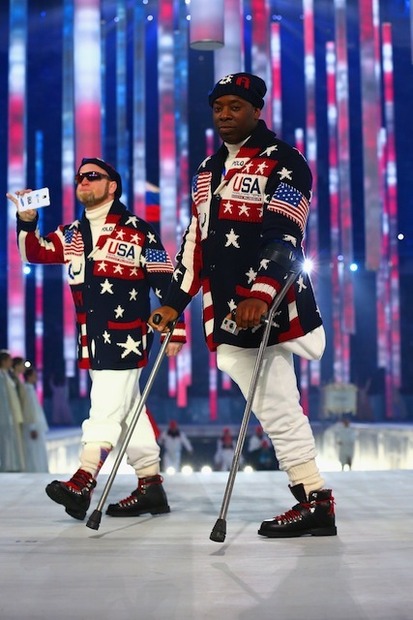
[274,494,336,521]
[68,470,93,491]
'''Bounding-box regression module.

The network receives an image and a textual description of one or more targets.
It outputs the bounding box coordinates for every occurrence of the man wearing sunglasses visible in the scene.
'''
[7,157,186,521]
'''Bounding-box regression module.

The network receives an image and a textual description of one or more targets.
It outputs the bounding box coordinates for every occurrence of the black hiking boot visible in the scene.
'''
[45,468,97,520]
[258,483,337,538]
[106,474,170,517]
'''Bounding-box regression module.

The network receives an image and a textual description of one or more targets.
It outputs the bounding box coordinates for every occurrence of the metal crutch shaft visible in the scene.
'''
[86,317,176,530]
[210,270,299,543]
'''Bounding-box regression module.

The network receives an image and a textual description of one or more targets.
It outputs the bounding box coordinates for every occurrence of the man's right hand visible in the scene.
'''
[6,190,37,222]
[148,306,179,332]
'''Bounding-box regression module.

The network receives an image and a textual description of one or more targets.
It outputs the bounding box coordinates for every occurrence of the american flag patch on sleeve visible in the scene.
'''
[64,227,84,256]
[267,182,309,234]
[192,172,212,206]
[144,248,173,273]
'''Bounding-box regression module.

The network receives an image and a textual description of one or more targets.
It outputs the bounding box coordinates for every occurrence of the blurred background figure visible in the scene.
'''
[49,371,73,426]
[159,420,193,472]
[0,350,25,471]
[23,366,49,472]
[247,425,279,471]
[214,427,236,472]
[336,418,357,471]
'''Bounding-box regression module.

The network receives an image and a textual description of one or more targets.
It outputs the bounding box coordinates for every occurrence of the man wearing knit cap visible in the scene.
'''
[149,72,337,538]
[7,158,186,521]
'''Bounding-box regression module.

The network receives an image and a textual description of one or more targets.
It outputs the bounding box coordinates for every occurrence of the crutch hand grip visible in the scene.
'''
[152,313,162,325]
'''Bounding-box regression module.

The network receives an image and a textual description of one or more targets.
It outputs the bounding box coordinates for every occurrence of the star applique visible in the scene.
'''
[246,267,257,284]
[147,232,156,244]
[114,305,125,318]
[129,288,138,301]
[129,267,139,276]
[113,264,124,274]
[130,233,141,244]
[255,162,268,174]
[277,167,293,181]
[225,228,240,248]
[125,216,139,228]
[140,255,147,266]
[223,200,233,214]
[243,161,254,173]
[97,261,107,272]
[173,268,183,281]
[115,229,126,240]
[260,145,278,157]
[155,288,162,298]
[200,156,212,169]
[219,74,233,84]
[259,259,270,270]
[296,274,307,293]
[102,330,111,344]
[117,335,142,358]
[283,234,298,247]
[238,203,250,217]
[228,299,237,313]
[100,279,114,294]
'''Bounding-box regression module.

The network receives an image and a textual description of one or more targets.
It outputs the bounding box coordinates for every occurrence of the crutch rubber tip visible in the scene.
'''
[86,509,102,530]
[210,518,226,543]
[152,313,162,325]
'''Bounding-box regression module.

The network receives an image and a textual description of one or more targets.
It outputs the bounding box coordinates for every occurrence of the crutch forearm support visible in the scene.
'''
[210,268,301,543]
[86,317,177,531]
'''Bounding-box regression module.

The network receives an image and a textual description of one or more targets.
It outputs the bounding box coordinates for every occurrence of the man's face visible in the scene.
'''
[75,165,117,209]
[212,95,261,144]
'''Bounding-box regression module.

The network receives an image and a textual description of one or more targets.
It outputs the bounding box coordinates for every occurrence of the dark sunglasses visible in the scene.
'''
[75,171,111,184]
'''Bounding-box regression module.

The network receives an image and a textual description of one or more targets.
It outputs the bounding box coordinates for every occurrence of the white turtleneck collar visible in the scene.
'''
[223,137,250,175]
[84,200,114,246]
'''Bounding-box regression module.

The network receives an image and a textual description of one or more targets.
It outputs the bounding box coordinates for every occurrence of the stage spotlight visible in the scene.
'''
[165,466,176,475]
[303,258,313,273]
[243,465,254,473]
[181,465,193,475]
[201,465,212,474]
[350,262,358,272]
[23,265,31,275]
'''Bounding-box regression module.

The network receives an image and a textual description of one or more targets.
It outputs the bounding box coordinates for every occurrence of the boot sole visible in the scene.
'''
[45,484,88,521]
[106,505,171,518]
[258,525,337,538]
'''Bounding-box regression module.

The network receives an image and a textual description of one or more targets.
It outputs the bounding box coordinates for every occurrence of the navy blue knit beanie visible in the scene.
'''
[208,73,267,109]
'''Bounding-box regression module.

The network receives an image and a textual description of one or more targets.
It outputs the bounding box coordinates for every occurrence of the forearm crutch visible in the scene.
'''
[86,317,176,531]
[210,269,300,543]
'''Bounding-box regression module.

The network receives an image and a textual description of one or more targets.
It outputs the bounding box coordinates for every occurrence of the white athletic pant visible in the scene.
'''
[81,368,160,473]
[216,326,326,472]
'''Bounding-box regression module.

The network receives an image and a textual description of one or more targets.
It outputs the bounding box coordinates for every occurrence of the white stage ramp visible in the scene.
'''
[1,469,412,620]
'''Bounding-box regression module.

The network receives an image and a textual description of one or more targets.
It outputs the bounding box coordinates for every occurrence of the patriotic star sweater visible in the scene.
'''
[16,199,185,370]
[164,119,322,351]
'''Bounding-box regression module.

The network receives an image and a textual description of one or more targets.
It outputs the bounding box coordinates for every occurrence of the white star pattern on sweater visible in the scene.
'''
[114,305,124,318]
[277,167,293,181]
[260,145,278,157]
[297,274,307,293]
[129,288,138,301]
[117,335,142,358]
[246,267,257,283]
[225,229,240,248]
[100,279,114,294]
[125,216,139,228]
